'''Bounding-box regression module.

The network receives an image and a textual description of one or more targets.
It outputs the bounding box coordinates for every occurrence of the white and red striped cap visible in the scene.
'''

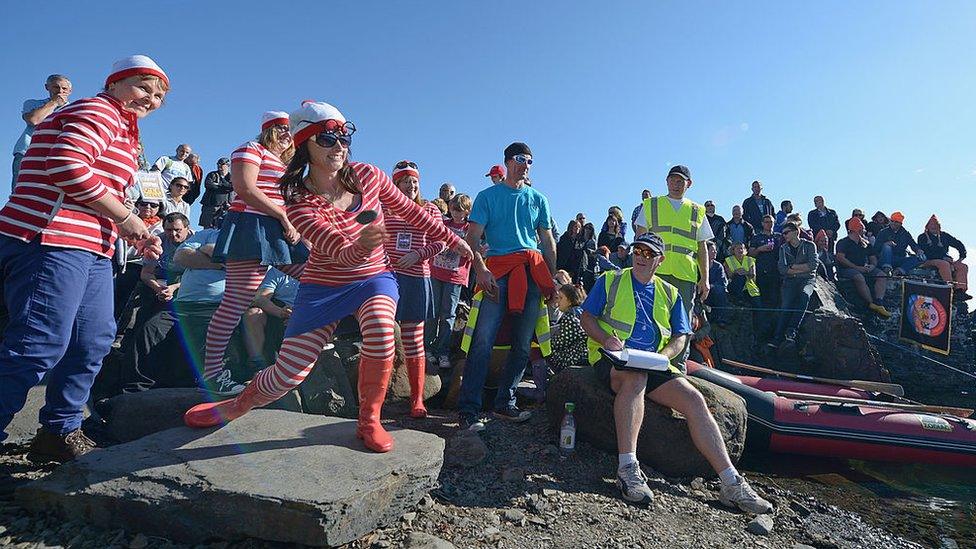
[392,161,420,181]
[105,55,169,88]
[290,100,346,147]
[261,111,289,131]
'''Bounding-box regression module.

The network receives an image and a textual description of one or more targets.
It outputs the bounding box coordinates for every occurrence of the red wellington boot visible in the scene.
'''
[184,383,269,428]
[406,356,428,418]
[356,357,395,452]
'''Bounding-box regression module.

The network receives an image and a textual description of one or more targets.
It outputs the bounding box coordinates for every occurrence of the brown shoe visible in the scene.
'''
[27,428,97,464]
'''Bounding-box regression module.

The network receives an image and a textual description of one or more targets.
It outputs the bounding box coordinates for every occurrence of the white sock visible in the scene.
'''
[618,452,638,469]
[719,466,739,486]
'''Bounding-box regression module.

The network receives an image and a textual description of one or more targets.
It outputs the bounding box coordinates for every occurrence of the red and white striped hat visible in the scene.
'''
[392,161,420,182]
[105,55,169,88]
[261,111,289,131]
[290,100,347,147]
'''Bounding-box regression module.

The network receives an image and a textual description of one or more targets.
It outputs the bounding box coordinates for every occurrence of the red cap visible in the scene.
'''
[485,165,505,178]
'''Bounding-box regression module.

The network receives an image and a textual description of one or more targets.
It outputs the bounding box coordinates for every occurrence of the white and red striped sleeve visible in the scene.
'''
[288,199,373,267]
[43,102,122,204]
[413,203,448,260]
[376,171,461,249]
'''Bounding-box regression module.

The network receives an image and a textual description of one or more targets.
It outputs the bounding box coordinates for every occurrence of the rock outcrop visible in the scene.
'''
[545,366,747,478]
[17,411,444,547]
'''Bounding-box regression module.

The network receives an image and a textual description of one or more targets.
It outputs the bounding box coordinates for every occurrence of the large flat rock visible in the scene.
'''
[17,410,444,547]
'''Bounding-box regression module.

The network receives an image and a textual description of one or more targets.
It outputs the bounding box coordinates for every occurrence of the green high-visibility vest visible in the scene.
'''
[460,291,552,356]
[585,268,678,371]
[642,196,705,283]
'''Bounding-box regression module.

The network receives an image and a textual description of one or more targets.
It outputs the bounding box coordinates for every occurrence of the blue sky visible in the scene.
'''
[2,1,974,246]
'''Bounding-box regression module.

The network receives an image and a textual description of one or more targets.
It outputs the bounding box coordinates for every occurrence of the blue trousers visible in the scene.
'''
[880,243,923,272]
[458,273,541,416]
[774,276,814,342]
[427,278,462,358]
[0,236,115,441]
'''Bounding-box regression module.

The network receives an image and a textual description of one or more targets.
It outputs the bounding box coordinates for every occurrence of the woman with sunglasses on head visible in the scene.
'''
[201,111,309,395]
[185,101,472,452]
[384,160,448,418]
[0,55,167,461]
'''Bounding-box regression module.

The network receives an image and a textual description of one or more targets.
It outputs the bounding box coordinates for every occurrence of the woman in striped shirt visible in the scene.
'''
[185,102,471,453]
[0,55,168,462]
[384,160,447,418]
[202,111,308,395]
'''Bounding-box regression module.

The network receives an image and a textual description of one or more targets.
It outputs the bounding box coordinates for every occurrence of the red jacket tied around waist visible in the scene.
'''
[483,250,555,314]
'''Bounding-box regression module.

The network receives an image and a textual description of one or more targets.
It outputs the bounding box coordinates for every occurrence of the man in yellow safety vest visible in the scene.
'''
[580,232,771,513]
[633,165,713,372]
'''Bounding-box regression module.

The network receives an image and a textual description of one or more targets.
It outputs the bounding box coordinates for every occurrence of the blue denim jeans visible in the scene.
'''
[0,236,115,441]
[428,278,463,358]
[879,243,923,272]
[774,276,814,342]
[458,273,541,416]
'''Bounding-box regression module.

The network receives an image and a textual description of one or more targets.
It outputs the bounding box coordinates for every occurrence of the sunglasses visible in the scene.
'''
[395,160,418,169]
[136,202,159,208]
[631,247,661,259]
[512,154,532,165]
[171,183,190,189]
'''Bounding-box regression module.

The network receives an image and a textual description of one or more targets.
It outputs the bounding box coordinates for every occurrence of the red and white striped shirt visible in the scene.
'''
[0,93,138,257]
[384,201,447,278]
[287,162,461,287]
[228,141,286,215]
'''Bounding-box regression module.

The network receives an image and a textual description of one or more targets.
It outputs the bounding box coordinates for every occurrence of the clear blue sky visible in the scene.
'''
[3,1,974,247]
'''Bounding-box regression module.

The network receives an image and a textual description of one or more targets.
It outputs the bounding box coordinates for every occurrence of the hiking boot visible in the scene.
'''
[459,413,486,432]
[438,355,452,370]
[719,475,773,514]
[27,428,96,464]
[868,303,892,318]
[616,462,654,505]
[493,406,531,423]
[204,369,246,396]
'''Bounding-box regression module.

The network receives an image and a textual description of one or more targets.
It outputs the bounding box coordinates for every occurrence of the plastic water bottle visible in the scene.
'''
[559,402,576,456]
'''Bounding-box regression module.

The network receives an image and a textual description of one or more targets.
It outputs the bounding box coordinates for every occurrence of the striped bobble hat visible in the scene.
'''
[290,100,346,147]
[105,55,169,88]
[392,160,419,182]
[261,111,289,132]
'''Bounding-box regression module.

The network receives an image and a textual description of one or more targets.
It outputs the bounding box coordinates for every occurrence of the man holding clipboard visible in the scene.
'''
[580,232,771,514]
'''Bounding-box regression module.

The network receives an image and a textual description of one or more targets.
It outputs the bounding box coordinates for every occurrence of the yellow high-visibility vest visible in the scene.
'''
[642,196,704,283]
[585,268,679,374]
[460,291,551,356]
[723,255,761,297]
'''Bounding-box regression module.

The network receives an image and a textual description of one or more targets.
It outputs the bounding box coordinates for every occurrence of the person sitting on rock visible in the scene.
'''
[917,215,970,301]
[580,232,772,513]
[549,283,588,372]
[835,217,890,318]
[703,240,731,326]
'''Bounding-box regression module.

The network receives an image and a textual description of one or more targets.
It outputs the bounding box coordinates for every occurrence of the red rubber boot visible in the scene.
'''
[406,356,428,418]
[356,357,395,452]
[184,383,270,428]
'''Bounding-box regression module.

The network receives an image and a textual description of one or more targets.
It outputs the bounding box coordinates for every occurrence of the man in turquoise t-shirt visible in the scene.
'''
[459,142,557,431]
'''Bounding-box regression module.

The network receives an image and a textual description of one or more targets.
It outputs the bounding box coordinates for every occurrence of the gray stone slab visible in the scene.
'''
[17,410,444,547]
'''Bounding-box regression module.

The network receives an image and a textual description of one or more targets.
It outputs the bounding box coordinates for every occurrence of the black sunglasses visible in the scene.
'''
[136,202,159,208]
[395,160,418,169]
[171,183,190,189]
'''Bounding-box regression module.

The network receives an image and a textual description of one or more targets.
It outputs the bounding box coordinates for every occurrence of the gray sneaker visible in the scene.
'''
[719,475,773,514]
[205,369,246,396]
[616,462,654,505]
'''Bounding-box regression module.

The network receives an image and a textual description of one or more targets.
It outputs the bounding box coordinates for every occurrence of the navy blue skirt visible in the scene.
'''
[395,272,434,322]
[213,211,309,265]
[285,272,399,338]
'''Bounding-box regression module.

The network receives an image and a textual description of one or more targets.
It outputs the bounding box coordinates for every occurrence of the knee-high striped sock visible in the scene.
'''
[252,323,336,399]
[203,260,268,380]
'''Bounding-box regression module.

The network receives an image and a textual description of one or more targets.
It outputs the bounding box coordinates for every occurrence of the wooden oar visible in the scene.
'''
[722,359,905,397]
[777,391,974,418]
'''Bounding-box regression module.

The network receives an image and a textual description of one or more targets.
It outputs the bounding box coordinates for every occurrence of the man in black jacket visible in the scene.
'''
[741,180,775,230]
[199,157,233,228]
[807,195,840,246]
[704,200,727,258]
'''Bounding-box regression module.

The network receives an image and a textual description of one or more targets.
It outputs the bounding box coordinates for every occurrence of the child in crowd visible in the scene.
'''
[549,283,588,372]
[428,194,473,369]
[703,241,731,325]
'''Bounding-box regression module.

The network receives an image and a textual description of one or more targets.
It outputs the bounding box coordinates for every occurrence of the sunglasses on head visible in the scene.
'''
[395,160,418,169]
[512,154,532,165]
[631,246,661,259]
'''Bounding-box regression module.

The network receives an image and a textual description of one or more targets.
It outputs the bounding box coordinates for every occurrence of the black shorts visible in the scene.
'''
[593,357,683,395]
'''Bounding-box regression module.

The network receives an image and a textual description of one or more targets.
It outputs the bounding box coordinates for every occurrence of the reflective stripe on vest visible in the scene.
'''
[460,291,552,356]
[642,196,703,282]
[723,255,761,297]
[586,268,677,365]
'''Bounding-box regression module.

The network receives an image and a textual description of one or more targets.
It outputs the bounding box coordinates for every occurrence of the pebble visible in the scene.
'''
[792,544,816,549]
[502,509,525,522]
[527,494,550,514]
[940,538,960,549]
[789,500,812,517]
[746,515,774,536]
[401,512,417,523]
[403,531,456,549]
[501,467,525,483]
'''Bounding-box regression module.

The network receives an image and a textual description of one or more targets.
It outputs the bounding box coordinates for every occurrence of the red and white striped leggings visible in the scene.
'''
[400,321,425,359]
[251,294,397,400]
[203,259,304,380]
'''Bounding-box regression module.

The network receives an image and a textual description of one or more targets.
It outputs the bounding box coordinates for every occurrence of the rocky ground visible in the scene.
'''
[1,401,928,549]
